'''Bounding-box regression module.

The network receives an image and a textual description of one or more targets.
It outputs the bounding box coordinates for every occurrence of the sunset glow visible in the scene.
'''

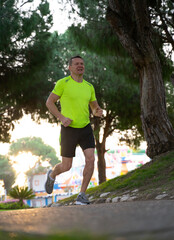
[11,152,38,187]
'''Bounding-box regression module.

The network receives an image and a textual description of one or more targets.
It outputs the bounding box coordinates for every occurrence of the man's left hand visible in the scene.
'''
[94,107,103,117]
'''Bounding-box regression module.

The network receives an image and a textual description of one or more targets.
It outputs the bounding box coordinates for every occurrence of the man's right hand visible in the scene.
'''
[60,116,72,127]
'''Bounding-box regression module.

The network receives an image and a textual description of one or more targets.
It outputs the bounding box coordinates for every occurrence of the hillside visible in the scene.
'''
[54,150,174,206]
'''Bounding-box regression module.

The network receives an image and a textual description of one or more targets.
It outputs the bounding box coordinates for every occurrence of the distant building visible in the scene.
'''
[27,173,75,207]
[104,148,150,180]
[26,173,67,207]
[0,180,6,202]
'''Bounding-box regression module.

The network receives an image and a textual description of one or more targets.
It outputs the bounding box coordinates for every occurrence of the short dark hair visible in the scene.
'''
[69,55,84,66]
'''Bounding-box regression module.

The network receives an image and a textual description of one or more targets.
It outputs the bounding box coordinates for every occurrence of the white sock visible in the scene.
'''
[79,192,85,196]
[49,174,54,181]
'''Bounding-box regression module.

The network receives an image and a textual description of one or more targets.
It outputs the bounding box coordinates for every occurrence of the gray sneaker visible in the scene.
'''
[45,170,55,194]
[75,192,90,205]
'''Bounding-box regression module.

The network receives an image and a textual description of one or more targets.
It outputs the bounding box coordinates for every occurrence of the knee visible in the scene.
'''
[61,162,72,172]
[86,156,95,166]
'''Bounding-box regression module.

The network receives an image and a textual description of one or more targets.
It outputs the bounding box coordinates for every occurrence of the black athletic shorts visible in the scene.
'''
[60,123,95,158]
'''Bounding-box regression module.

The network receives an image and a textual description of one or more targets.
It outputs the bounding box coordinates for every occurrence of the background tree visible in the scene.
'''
[0,0,64,142]
[9,137,60,167]
[0,155,15,192]
[106,0,174,158]
[9,137,60,190]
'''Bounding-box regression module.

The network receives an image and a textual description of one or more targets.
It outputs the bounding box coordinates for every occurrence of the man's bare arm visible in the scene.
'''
[46,92,72,127]
[89,100,103,117]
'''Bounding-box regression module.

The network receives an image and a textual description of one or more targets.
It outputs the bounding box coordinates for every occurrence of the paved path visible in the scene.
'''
[0,200,174,239]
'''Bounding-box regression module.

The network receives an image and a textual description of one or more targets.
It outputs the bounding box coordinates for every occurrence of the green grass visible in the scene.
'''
[90,150,174,192]
[0,231,107,240]
[59,150,174,204]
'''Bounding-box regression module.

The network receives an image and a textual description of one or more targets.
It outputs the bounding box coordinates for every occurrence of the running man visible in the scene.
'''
[45,55,103,205]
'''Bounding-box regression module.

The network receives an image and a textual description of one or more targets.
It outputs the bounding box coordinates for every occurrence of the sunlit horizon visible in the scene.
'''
[0,113,148,188]
[11,152,39,187]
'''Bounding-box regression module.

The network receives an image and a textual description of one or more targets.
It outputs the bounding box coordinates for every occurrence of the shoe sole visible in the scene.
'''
[75,201,90,205]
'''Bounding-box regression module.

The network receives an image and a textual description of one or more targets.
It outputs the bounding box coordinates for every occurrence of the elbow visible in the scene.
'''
[46,99,50,109]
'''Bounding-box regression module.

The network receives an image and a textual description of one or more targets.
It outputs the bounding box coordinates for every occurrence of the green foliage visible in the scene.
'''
[0,201,29,210]
[0,155,15,192]
[9,137,60,166]
[26,165,47,176]
[69,23,127,58]
[9,185,35,207]
[0,0,64,142]
[149,0,174,49]
[0,231,107,240]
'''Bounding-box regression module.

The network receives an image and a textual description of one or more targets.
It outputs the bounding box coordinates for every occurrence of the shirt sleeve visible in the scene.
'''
[52,79,65,97]
[90,85,97,102]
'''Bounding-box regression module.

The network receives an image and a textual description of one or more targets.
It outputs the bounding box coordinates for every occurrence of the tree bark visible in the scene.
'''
[93,117,106,183]
[107,0,174,158]
[139,54,174,158]
[93,113,113,183]
[96,141,106,184]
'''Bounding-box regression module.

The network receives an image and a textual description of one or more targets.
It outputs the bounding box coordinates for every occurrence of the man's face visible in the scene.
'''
[69,58,85,76]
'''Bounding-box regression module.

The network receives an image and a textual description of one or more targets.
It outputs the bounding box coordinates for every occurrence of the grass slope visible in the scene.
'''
[0,231,106,240]
[59,150,174,204]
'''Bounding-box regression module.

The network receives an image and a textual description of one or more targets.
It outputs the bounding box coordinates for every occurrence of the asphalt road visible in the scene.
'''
[0,200,174,240]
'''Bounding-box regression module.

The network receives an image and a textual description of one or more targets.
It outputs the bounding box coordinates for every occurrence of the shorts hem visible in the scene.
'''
[82,146,95,151]
[61,154,75,158]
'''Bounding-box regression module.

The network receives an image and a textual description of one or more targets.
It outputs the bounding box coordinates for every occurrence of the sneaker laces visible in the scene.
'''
[79,193,89,201]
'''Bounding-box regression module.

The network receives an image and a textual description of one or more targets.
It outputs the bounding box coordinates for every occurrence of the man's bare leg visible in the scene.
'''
[80,148,95,193]
[50,157,73,179]
[45,157,73,194]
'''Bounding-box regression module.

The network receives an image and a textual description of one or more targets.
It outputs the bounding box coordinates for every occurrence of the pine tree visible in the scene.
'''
[0,0,63,142]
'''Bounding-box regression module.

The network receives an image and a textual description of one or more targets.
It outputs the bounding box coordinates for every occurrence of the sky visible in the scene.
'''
[18,0,81,34]
[48,1,73,34]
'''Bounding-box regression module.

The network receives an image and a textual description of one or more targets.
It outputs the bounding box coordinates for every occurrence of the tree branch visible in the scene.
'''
[20,0,33,9]
[132,0,152,47]
[171,72,174,87]
[158,12,174,49]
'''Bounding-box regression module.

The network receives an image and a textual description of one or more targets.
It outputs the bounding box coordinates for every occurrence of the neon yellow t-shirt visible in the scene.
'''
[52,76,96,128]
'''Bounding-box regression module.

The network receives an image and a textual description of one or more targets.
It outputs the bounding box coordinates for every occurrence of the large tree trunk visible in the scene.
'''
[107,0,174,158]
[140,54,174,157]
